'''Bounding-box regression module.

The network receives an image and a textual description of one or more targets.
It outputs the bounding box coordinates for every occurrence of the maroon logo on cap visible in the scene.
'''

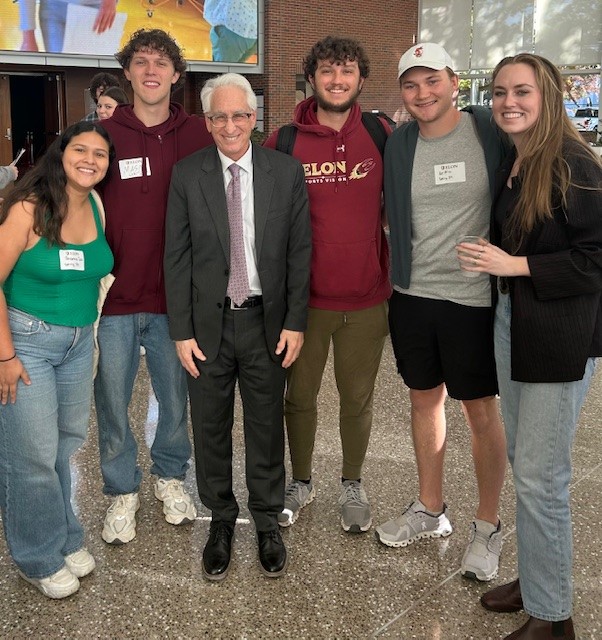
[414,46,424,58]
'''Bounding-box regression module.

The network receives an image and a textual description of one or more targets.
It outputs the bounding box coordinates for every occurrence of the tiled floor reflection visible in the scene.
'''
[1,340,600,639]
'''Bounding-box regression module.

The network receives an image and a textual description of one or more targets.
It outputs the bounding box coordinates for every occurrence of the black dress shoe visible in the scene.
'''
[257,529,288,578]
[202,522,234,581]
[481,579,523,612]
[504,616,575,640]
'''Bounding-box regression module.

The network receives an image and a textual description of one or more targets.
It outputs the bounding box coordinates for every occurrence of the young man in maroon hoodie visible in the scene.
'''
[96,29,213,544]
[264,36,391,533]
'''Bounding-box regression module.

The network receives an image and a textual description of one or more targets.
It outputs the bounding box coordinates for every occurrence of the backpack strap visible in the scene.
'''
[361,112,388,157]
[276,115,388,157]
[275,124,298,155]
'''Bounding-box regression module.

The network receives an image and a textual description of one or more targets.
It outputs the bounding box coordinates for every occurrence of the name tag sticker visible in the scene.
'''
[59,249,85,271]
[434,162,466,185]
[119,157,144,180]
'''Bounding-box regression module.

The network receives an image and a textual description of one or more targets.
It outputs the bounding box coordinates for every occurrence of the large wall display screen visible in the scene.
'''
[0,0,261,71]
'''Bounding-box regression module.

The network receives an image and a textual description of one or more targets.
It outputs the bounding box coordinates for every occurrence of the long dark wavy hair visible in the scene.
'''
[0,121,114,247]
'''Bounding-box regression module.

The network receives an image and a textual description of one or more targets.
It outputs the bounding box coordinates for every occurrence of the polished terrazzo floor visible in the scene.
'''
[1,340,600,639]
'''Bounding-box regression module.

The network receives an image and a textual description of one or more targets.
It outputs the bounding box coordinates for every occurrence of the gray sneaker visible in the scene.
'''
[461,519,502,581]
[278,479,315,527]
[339,480,372,533]
[375,499,453,547]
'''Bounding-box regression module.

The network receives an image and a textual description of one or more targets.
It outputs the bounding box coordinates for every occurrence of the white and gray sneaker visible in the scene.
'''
[375,499,453,547]
[461,519,502,581]
[102,493,140,544]
[339,480,372,533]
[64,548,95,578]
[154,478,197,525]
[278,479,315,527]
[18,565,80,599]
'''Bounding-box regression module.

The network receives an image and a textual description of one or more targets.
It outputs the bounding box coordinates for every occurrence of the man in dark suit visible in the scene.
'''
[164,73,311,581]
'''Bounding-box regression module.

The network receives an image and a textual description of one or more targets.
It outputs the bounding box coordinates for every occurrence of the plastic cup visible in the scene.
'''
[457,235,485,278]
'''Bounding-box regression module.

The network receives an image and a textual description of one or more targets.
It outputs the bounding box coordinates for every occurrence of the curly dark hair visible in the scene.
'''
[115,29,187,89]
[303,36,370,81]
[0,122,115,247]
[89,72,120,104]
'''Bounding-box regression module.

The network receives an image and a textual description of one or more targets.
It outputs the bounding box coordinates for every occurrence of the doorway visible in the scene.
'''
[0,72,63,170]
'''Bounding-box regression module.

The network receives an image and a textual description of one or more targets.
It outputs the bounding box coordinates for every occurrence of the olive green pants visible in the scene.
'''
[284,302,388,481]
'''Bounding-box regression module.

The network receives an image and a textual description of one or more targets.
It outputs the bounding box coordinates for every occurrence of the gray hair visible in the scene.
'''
[201,73,257,113]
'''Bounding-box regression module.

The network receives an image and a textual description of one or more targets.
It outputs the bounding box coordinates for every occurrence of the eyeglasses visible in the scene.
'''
[207,112,253,127]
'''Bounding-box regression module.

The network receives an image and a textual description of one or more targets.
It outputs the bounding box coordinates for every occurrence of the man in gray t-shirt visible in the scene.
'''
[376,43,508,584]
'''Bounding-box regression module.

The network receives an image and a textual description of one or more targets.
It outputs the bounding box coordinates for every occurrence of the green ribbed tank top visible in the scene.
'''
[3,194,114,327]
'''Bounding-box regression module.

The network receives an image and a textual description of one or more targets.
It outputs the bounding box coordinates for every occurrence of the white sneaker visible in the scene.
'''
[18,565,80,599]
[154,478,197,525]
[102,493,140,544]
[375,500,453,547]
[64,548,96,578]
[461,519,502,581]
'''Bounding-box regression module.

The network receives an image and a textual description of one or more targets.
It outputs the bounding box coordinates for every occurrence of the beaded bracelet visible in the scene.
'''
[0,353,17,363]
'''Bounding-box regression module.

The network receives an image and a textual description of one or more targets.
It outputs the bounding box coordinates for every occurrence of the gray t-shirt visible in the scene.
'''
[402,113,491,307]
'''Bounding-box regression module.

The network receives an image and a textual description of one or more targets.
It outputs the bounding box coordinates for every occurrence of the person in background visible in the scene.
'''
[96,86,129,120]
[203,0,257,63]
[165,72,311,581]
[0,165,18,190]
[83,72,121,122]
[264,35,391,534]
[376,43,508,583]
[95,29,213,546]
[469,53,602,640]
[0,121,114,599]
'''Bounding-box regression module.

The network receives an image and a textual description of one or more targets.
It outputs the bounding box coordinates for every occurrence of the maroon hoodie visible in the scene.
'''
[99,103,213,315]
[265,97,391,311]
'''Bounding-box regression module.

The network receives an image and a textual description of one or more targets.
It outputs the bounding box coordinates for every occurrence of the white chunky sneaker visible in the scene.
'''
[375,499,453,547]
[18,565,80,599]
[102,493,140,544]
[154,478,197,525]
[64,548,96,578]
[461,519,502,581]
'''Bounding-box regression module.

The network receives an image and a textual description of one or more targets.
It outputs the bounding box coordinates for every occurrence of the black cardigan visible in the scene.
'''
[492,143,602,383]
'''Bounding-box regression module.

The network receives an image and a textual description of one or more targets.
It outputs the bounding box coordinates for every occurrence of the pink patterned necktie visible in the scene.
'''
[226,163,250,306]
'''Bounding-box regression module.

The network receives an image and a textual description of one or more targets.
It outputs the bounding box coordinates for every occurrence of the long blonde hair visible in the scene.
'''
[492,54,601,244]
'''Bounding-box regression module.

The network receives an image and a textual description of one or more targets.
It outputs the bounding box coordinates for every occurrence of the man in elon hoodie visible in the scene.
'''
[264,36,391,534]
[96,29,213,545]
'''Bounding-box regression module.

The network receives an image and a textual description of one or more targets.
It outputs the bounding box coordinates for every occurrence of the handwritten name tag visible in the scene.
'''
[59,249,85,271]
[119,157,152,180]
[434,162,466,185]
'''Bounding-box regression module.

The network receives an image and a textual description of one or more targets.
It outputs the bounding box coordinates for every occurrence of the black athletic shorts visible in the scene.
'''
[388,291,498,400]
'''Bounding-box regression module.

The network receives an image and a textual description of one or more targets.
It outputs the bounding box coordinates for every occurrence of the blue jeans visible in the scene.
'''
[94,313,191,495]
[0,308,93,578]
[494,293,596,621]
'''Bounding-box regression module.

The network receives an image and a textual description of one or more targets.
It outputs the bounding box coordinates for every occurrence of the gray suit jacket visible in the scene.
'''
[164,142,311,363]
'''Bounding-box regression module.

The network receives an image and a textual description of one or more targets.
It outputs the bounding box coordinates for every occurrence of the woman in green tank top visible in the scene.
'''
[0,121,114,599]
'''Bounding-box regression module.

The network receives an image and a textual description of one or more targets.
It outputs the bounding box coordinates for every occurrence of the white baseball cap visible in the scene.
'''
[397,43,454,79]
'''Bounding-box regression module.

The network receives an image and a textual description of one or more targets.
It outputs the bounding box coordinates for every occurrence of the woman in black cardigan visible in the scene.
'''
[457,54,602,640]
